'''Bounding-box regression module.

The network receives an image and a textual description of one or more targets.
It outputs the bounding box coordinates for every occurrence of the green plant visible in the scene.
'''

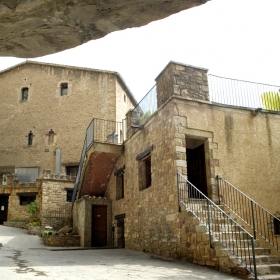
[28,221,41,227]
[139,110,154,125]
[27,200,39,220]
[42,230,54,236]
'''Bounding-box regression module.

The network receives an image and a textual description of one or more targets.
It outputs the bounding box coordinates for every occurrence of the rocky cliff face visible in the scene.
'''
[0,0,209,58]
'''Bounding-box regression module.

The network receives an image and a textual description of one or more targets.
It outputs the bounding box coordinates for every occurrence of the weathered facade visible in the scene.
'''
[73,61,280,277]
[0,61,136,225]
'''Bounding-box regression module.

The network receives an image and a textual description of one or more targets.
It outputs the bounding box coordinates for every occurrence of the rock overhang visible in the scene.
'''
[0,0,210,58]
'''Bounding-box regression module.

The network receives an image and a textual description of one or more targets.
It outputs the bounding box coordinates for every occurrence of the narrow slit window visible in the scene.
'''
[28,131,33,146]
[21,87,29,101]
[60,83,68,96]
[48,129,54,144]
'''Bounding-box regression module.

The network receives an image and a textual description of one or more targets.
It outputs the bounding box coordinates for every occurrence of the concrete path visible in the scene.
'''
[0,225,242,280]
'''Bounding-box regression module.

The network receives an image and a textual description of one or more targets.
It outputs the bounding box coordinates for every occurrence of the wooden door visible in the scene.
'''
[0,195,9,224]
[186,143,208,197]
[91,205,107,247]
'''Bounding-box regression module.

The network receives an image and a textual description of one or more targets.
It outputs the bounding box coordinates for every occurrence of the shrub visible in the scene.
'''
[27,200,39,219]
[28,221,41,227]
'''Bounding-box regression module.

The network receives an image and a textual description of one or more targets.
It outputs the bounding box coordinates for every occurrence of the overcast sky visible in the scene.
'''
[0,0,279,102]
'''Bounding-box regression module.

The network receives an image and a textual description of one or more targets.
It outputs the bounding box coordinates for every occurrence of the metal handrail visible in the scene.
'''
[208,74,280,111]
[177,173,257,279]
[72,118,123,204]
[217,175,280,252]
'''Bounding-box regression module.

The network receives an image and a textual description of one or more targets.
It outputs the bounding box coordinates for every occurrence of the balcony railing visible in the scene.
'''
[208,74,280,111]
[72,118,124,204]
[131,85,157,127]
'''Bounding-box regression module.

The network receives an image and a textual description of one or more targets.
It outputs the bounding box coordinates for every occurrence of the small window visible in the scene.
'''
[66,166,79,177]
[274,218,280,235]
[136,145,153,191]
[124,94,126,102]
[17,193,37,206]
[66,189,74,202]
[60,83,68,96]
[28,131,33,145]
[138,156,152,191]
[21,87,29,101]
[48,129,54,145]
[145,156,152,188]
[116,173,124,200]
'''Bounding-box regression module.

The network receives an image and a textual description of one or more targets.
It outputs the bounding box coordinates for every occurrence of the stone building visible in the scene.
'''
[0,61,137,224]
[73,61,280,278]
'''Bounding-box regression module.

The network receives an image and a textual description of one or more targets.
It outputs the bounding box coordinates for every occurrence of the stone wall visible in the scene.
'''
[0,61,135,177]
[155,61,209,107]
[41,175,74,229]
[73,197,112,247]
[106,82,280,262]
[43,235,80,247]
[3,179,42,221]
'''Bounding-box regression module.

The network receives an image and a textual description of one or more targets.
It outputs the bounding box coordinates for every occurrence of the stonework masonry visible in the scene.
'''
[155,61,209,108]
[103,61,280,266]
[41,176,75,229]
[73,197,112,247]
[0,175,41,221]
[0,61,136,177]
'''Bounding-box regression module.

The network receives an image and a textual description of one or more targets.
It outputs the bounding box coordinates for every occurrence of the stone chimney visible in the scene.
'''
[155,61,209,108]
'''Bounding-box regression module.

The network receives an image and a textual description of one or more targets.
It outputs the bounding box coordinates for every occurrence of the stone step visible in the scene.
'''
[215,247,270,258]
[248,274,280,280]
[228,255,280,267]
[256,264,280,275]
[253,255,280,265]
[214,231,250,239]
[213,238,260,249]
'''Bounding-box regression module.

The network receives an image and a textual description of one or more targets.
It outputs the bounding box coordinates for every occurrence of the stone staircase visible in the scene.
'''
[184,202,280,280]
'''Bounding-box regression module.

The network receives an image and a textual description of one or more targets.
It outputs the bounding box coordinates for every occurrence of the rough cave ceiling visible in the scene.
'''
[0,0,210,58]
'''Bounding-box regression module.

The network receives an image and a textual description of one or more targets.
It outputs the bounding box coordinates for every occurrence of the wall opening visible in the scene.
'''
[186,138,208,197]
[91,205,107,247]
[0,195,9,224]
[21,87,29,101]
[60,83,68,96]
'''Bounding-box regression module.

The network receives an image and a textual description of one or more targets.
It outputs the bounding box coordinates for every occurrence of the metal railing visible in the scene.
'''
[43,203,72,229]
[72,118,124,204]
[217,176,280,252]
[208,74,280,111]
[178,173,257,279]
[131,85,157,127]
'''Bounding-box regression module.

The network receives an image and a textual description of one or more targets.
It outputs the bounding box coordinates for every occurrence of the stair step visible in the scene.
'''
[228,255,280,266]
[256,264,280,275]
[248,274,280,280]
[213,239,260,249]
[254,255,280,265]
[216,247,270,257]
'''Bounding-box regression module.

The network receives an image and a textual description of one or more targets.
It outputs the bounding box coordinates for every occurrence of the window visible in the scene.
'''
[17,192,37,206]
[136,145,153,191]
[60,83,68,96]
[16,167,40,183]
[28,131,33,145]
[48,129,54,144]
[65,166,79,177]
[115,167,125,200]
[65,188,74,202]
[274,218,280,235]
[145,156,152,188]
[21,87,29,101]
[124,94,126,102]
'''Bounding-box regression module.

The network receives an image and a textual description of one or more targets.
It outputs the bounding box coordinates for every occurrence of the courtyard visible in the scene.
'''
[0,225,242,280]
